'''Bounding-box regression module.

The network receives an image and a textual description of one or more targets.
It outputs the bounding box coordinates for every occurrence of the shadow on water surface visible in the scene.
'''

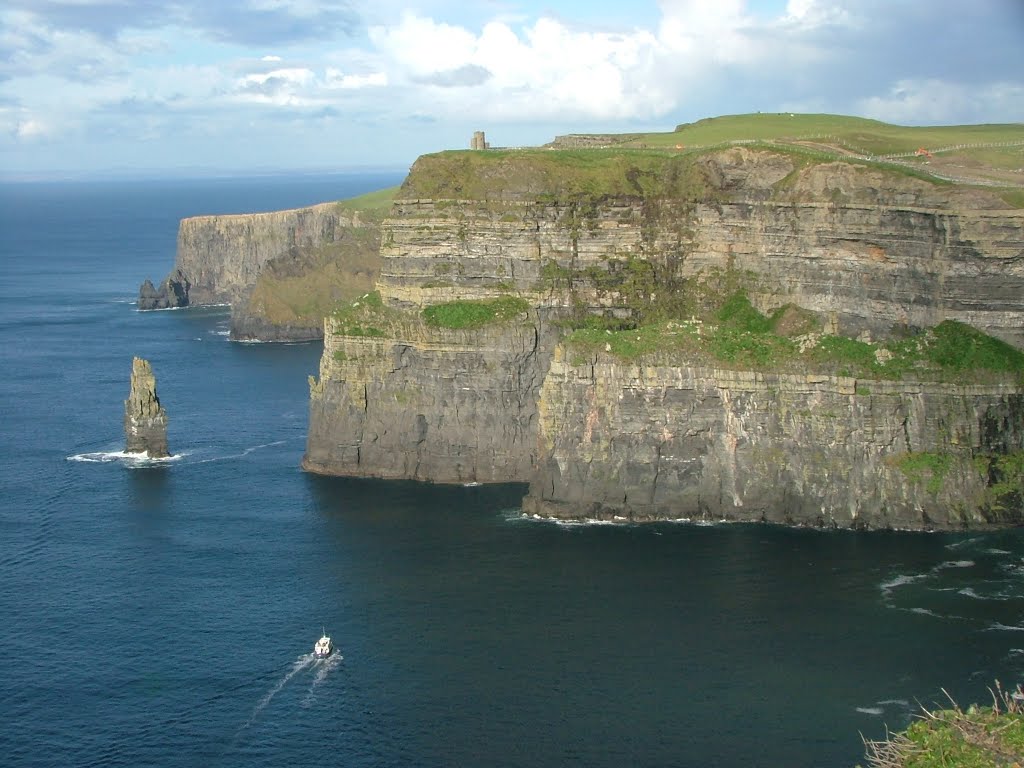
[305,473,528,521]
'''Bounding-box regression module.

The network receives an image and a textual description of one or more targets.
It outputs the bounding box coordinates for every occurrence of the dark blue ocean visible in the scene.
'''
[3,174,1024,768]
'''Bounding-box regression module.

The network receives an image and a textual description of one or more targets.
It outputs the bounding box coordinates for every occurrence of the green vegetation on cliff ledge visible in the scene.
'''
[329,291,396,337]
[329,292,531,336]
[928,321,1024,373]
[422,297,530,329]
[862,683,1024,768]
[564,283,1024,383]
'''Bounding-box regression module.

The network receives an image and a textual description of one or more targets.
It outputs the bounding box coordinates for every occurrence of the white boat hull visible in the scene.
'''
[313,633,333,658]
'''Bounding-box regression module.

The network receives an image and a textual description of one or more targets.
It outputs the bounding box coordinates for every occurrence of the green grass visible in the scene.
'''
[892,452,955,494]
[329,290,402,338]
[862,683,1024,768]
[565,324,697,363]
[244,227,381,326]
[928,320,1024,373]
[399,149,716,202]
[664,113,899,146]
[642,113,1024,155]
[976,451,1024,514]
[336,185,399,214]
[998,188,1024,207]
[559,273,1024,381]
[421,296,530,329]
[717,290,773,333]
[399,114,1022,206]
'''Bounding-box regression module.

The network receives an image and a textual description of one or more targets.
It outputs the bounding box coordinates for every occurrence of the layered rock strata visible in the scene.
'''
[124,357,169,458]
[303,148,1024,528]
[304,315,556,482]
[138,202,382,341]
[378,152,1024,346]
[523,352,1023,529]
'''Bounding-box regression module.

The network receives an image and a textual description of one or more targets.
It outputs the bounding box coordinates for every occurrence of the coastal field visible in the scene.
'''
[549,112,1024,189]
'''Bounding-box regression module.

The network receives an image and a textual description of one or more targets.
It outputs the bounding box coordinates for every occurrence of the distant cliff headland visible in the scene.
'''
[140,113,1024,529]
[139,188,394,341]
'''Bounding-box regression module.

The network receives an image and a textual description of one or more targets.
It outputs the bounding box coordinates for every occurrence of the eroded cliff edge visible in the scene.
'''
[303,146,1024,529]
[138,199,386,341]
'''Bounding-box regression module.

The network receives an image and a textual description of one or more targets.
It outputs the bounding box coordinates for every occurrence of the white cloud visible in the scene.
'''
[241,67,315,86]
[370,12,479,79]
[2,0,1022,174]
[782,0,855,28]
[324,68,388,90]
[369,13,669,121]
[15,117,53,140]
[860,78,1024,125]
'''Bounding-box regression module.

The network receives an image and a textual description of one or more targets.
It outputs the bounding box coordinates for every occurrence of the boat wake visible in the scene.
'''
[302,653,344,708]
[240,655,314,731]
[192,440,288,464]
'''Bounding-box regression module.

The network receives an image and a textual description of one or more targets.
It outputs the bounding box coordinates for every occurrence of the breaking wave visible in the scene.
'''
[67,450,184,466]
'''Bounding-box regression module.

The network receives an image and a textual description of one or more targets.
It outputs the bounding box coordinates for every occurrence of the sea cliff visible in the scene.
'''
[303,145,1024,529]
[139,200,384,341]
[525,352,1022,528]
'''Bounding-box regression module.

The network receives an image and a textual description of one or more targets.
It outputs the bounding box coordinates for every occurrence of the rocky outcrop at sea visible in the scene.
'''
[138,268,190,310]
[124,357,169,458]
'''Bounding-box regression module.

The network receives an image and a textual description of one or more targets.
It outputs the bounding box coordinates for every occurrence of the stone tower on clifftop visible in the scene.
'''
[124,357,169,458]
[470,131,489,150]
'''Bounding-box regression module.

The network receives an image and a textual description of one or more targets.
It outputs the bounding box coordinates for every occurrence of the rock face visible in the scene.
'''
[379,151,1024,347]
[138,202,383,341]
[124,357,169,458]
[301,148,1024,528]
[138,268,191,310]
[523,354,1023,528]
[304,317,558,482]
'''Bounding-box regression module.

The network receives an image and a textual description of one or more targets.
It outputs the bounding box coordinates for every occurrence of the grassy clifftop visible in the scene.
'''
[397,149,716,201]
[597,113,1023,184]
[402,113,1022,203]
[666,113,1024,153]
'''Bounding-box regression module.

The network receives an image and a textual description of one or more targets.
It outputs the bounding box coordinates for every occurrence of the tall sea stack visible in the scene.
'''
[124,357,169,458]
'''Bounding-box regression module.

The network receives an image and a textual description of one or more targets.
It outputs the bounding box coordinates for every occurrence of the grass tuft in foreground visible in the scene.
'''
[862,682,1024,768]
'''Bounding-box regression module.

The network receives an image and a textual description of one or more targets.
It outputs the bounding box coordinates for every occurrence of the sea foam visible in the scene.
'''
[67,450,184,466]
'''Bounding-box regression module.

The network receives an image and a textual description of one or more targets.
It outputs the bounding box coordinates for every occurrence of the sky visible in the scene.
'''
[2,0,1023,179]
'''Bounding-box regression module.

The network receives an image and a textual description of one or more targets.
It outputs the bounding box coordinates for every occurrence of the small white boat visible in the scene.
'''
[313,629,333,659]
